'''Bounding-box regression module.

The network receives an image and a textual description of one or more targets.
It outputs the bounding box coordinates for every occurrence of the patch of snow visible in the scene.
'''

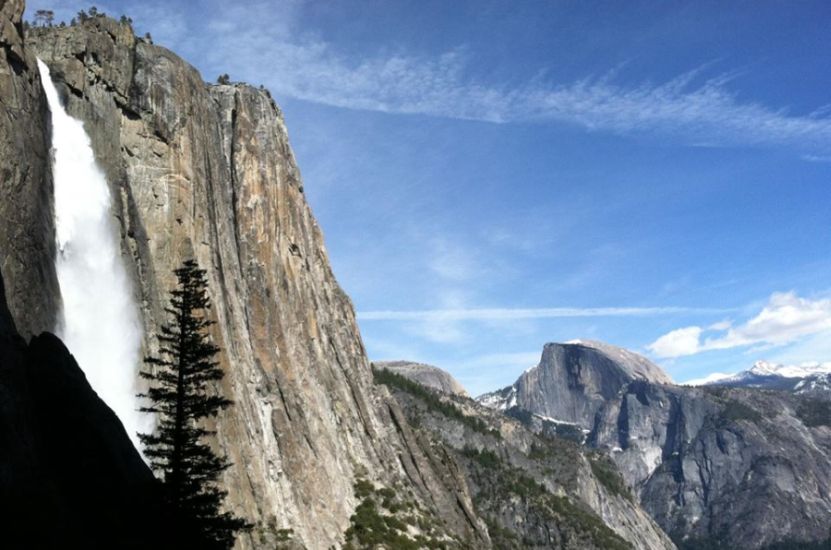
[642,445,663,477]
[477,387,517,410]
[795,373,831,394]
[532,413,581,427]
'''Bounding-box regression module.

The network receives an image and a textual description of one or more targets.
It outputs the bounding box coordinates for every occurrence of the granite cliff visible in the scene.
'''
[480,341,831,548]
[0,0,59,338]
[4,9,484,548]
[479,340,672,428]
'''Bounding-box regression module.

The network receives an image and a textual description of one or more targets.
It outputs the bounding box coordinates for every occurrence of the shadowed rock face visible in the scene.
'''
[374,361,470,396]
[479,340,672,428]
[23,14,486,549]
[0,268,178,548]
[0,0,60,339]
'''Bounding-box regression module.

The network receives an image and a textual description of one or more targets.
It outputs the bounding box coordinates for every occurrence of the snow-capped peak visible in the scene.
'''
[684,360,831,391]
[748,360,831,379]
[748,360,779,376]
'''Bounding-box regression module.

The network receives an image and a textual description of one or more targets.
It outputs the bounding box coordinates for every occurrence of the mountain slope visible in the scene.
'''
[375,366,676,550]
[373,360,469,396]
[487,340,831,548]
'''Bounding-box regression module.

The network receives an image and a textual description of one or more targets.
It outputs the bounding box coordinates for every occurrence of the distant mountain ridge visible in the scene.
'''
[686,360,831,393]
[373,360,469,396]
[477,339,831,548]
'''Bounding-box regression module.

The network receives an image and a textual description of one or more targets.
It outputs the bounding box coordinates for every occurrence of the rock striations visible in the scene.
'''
[479,340,672,428]
[591,383,831,548]
[20,11,484,549]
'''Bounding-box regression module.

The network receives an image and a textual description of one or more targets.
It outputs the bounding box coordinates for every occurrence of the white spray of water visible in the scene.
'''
[38,59,148,452]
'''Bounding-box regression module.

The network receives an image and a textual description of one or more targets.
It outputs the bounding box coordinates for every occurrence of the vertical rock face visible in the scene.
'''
[592,384,831,548]
[27,16,484,549]
[478,341,673,429]
[0,0,59,339]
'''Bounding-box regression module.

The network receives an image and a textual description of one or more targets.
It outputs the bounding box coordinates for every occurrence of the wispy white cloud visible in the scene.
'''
[178,1,831,153]
[648,292,831,358]
[32,1,831,153]
[428,238,479,282]
[359,305,722,322]
[802,155,831,163]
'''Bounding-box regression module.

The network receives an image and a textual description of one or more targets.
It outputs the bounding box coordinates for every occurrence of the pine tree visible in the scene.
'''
[138,260,247,548]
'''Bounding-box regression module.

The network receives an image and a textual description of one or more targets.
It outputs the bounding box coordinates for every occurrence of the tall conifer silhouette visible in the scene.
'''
[139,259,247,548]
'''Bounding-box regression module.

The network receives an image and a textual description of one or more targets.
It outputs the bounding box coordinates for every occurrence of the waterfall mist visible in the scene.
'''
[38,59,148,452]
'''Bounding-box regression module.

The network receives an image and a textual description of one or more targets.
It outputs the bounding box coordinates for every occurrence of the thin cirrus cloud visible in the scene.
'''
[173,1,831,154]
[358,306,724,322]
[33,1,831,153]
[648,292,831,358]
[253,48,831,153]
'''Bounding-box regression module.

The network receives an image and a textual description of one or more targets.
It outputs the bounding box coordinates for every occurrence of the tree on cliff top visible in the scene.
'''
[138,259,248,548]
[34,10,55,27]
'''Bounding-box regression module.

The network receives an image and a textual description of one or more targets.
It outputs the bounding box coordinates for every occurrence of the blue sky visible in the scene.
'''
[33,1,831,395]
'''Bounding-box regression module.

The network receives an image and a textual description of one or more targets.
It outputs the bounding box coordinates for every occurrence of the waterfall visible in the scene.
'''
[37,59,147,452]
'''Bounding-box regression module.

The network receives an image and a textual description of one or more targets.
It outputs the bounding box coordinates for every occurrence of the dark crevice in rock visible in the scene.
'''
[277,384,293,422]
[227,93,244,274]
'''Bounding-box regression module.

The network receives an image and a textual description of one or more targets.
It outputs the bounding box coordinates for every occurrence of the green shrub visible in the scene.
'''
[465,449,632,550]
[589,455,632,502]
[274,528,293,542]
[796,398,831,428]
[354,478,374,499]
[345,478,454,549]
[718,399,763,426]
[462,447,502,469]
